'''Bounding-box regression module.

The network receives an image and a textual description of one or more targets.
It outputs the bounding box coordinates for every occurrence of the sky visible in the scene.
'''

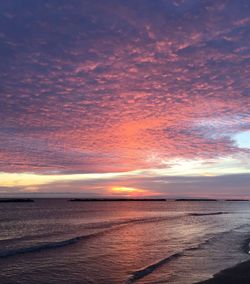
[0,0,250,198]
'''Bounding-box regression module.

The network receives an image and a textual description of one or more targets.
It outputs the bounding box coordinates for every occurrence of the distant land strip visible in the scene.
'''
[0,198,34,203]
[175,199,249,202]
[69,198,167,202]
[175,199,218,201]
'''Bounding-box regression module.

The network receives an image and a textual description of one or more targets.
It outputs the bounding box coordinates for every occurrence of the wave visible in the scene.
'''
[125,242,213,284]
[125,252,182,284]
[125,224,247,283]
[0,215,183,258]
[247,242,250,254]
[0,214,185,247]
[81,215,181,229]
[0,211,231,259]
[0,212,231,245]
[0,231,104,258]
[0,215,182,259]
[243,238,250,254]
[77,211,230,231]
[125,243,208,284]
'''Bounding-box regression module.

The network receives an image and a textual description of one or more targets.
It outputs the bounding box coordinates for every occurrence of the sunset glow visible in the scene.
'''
[110,186,146,195]
[0,1,249,198]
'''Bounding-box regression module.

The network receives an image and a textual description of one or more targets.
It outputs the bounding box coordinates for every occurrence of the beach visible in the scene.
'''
[197,258,250,284]
[197,237,250,284]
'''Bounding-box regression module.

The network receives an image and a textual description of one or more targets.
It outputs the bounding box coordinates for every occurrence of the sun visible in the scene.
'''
[110,186,145,195]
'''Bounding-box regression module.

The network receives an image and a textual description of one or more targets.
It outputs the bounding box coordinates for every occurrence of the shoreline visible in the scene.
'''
[196,238,250,284]
[196,259,250,284]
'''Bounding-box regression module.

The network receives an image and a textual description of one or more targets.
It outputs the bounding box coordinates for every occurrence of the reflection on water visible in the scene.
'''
[0,200,249,283]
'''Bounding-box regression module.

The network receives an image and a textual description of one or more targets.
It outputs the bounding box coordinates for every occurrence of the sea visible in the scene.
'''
[0,199,250,284]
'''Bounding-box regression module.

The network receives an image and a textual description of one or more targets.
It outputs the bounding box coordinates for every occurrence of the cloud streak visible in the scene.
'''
[0,0,249,196]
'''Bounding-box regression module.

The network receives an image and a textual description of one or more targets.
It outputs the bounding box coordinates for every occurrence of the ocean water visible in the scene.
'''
[0,199,250,284]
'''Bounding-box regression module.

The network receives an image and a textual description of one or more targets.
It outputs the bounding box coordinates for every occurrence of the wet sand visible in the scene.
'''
[196,259,250,284]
